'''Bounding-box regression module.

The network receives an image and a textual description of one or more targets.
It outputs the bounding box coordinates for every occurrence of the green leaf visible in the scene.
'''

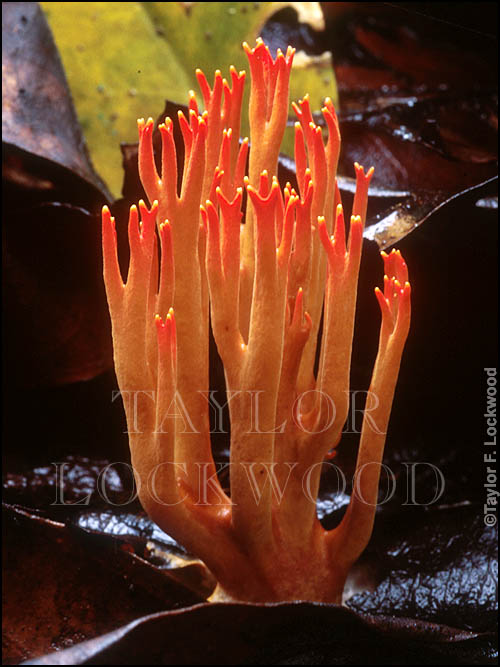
[42,2,337,197]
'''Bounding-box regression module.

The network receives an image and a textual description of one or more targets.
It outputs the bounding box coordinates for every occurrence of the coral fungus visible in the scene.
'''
[102,39,411,603]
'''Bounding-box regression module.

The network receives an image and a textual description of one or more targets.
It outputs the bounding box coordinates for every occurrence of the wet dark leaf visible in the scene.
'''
[3,456,133,511]
[347,505,498,633]
[351,18,495,89]
[349,11,497,244]
[3,457,217,602]
[336,94,497,246]
[2,505,206,665]
[72,510,187,555]
[363,176,497,248]
[3,202,112,387]
[72,510,216,599]
[338,104,496,196]
[22,601,496,666]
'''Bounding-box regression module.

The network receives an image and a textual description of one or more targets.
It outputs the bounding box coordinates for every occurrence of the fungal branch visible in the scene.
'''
[239,39,295,340]
[102,40,411,603]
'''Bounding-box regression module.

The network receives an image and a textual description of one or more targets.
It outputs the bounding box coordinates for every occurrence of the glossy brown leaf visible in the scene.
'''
[319,3,497,246]
[22,600,495,665]
[2,505,206,665]
[346,505,498,632]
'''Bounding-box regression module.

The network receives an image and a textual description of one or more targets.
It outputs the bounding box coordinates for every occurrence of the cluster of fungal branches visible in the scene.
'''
[102,39,411,602]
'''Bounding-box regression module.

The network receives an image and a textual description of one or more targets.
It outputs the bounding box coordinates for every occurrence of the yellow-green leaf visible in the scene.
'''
[42,2,337,197]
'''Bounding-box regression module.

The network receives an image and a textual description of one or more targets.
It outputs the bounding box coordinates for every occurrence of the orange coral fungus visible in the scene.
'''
[102,39,411,603]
